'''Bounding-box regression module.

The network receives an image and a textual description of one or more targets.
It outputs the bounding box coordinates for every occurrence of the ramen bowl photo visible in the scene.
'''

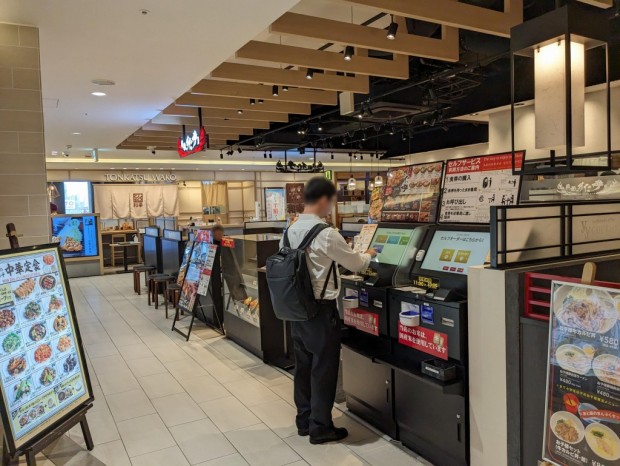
[555,344,592,375]
[585,423,620,461]
[553,285,617,334]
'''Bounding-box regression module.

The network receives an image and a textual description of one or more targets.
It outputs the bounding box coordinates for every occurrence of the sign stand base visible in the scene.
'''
[2,404,94,466]
[172,291,223,341]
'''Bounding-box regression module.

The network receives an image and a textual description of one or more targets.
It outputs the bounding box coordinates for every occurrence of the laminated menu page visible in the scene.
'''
[543,282,620,465]
[0,246,92,452]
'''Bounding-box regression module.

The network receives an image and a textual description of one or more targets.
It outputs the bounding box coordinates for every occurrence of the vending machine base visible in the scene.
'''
[341,346,397,439]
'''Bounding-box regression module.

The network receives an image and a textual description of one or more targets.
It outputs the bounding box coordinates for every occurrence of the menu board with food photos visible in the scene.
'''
[177,239,217,313]
[286,183,305,215]
[381,162,443,223]
[543,282,620,465]
[0,245,92,453]
[439,152,524,224]
[368,186,384,224]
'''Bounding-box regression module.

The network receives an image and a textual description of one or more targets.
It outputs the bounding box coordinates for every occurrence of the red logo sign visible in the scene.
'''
[220,237,235,248]
[177,127,208,158]
[398,323,448,360]
[344,308,379,336]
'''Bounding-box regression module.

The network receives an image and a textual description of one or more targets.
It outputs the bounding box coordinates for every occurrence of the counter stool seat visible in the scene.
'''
[148,274,174,309]
[164,282,182,319]
[132,265,156,295]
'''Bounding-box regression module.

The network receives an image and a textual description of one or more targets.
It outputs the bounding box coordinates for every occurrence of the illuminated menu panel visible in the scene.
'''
[0,247,90,450]
[421,230,490,275]
[51,215,99,258]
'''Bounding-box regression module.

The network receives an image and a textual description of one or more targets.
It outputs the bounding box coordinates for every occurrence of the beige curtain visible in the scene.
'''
[202,182,227,207]
[93,184,179,219]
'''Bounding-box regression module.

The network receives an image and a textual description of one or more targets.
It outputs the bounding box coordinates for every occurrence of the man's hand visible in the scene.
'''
[366,248,378,258]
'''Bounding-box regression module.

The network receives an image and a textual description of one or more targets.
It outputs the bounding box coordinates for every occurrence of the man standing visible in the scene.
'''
[282,177,376,444]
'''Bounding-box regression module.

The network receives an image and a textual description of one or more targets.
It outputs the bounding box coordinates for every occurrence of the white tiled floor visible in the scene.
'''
[13,274,433,465]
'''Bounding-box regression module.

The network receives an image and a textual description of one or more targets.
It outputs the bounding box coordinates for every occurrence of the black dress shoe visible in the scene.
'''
[298,428,309,436]
[309,427,349,444]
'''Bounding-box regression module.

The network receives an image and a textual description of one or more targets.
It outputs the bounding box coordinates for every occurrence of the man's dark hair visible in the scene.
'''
[212,224,224,234]
[304,177,337,204]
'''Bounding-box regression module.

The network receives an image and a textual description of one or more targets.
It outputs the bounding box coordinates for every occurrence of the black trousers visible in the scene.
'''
[291,301,341,436]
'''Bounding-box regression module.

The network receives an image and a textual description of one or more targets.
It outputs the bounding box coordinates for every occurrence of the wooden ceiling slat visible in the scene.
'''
[236,40,409,79]
[175,94,311,114]
[133,130,240,139]
[190,80,337,106]
[210,62,369,93]
[142,123,255,136]
[270,12,459,62]
[161,104,289,122]
[151,114,270,129]
[342,0,522,38]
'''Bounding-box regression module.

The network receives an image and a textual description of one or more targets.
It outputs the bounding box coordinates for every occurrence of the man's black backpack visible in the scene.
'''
[266,223,336,321]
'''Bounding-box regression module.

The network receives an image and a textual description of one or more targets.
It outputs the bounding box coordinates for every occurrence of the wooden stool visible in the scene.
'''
[132,265,156,295]
[164,282,181,319]
[148,274,174,309]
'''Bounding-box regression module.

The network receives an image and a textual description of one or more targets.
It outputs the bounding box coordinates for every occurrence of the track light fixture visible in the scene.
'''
[344,45,354,61]
[389,125,395,135]
[272,85,279,97]
[237,147,242,154]
[269,151,272,159]
[331,152,334,160]
[220,150,223,159]
[282,86,289,92]
[387,15,398,40]
[306,68,314,80]
[237,109,243,115]
[250,99,256,105]
[264,152,267,159]
[299,147,305,155]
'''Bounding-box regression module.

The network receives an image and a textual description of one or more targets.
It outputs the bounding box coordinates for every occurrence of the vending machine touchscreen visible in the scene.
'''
[363,223,428,287]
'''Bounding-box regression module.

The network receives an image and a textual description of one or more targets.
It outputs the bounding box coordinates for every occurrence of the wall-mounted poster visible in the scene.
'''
[368,186,384,223]
[265,188,286,221]
[543,281,620,465]
[381,162,443,223]
[0,245,92,454]
[439,151,525,224]
[51,215,99,258]
[286,183,305,215]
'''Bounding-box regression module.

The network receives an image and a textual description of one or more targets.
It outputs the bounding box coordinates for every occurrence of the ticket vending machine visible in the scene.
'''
[340,223,428,438]
[385,224,490,466]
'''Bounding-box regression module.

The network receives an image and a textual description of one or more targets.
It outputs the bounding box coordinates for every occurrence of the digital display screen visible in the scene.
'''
[421,230,490,276]
[369,228,415,266]
[51,216,99,258]
[0,247,90,449]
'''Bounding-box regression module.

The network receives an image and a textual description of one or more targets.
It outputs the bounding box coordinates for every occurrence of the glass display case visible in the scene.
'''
[220,234,283,359]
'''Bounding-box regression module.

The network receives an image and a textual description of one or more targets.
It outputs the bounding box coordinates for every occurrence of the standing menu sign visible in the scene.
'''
[265,188,286,221]
[543,282,620,465]
[381,162,443,223]
[177,240,217,313]
[0,245,92,454]
[439,151,524,223]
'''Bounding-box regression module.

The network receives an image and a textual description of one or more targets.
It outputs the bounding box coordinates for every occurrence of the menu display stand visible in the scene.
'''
[0,245,94,466]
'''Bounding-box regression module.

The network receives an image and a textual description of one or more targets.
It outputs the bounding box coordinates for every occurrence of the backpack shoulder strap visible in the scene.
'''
[298,223,330,250]
[283,229,291,248]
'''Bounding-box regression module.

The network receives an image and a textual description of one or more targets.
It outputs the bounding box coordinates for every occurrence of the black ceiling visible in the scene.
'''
[234,0,618,159]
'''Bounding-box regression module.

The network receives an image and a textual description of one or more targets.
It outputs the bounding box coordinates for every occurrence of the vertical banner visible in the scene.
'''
[439,151,524,223]
[264,188,286,221]
[368,186,384,224]
[543,282,620,465]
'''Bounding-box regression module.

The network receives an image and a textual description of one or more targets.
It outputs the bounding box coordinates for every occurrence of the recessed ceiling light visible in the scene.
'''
[71,132,81,135]
[91,91,106,97]
[51,151,58,156]
[110,167,116,170]
[470,113,479,116]
[515,102,525,107]
[147,168,152,170]
[91,79,115,86]
[171,168,176,170]
[122,167,127,170]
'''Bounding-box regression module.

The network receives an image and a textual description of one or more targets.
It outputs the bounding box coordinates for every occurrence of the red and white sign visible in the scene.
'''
[220,237,235,249]
[398,323,448,360]
[177,127,208,158]
[344,308,379,336]
[440,151,525,224]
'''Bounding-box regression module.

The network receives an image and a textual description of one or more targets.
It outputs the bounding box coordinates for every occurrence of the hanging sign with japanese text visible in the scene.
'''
[439,151,525,224]
[177,127,208,158]
[543,281,620,465]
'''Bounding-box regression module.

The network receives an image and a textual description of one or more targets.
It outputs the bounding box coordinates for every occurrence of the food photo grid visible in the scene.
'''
[381,162,443,223]
[0,248,89,448]
[544,282,620,465]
